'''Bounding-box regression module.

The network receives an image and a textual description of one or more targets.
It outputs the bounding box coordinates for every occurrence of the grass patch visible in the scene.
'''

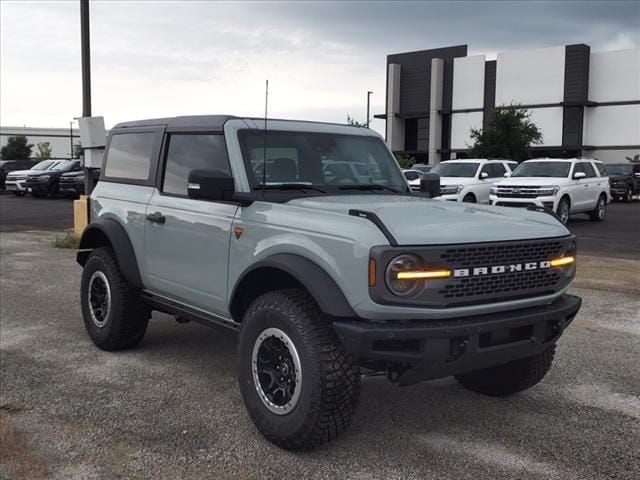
[53,233,80,249]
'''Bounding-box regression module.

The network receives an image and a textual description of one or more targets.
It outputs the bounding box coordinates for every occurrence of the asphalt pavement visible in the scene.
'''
[1,231,639,480]
[0,193,73,232]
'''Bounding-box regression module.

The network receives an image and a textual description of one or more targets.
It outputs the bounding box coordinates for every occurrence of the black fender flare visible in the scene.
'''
[231,253,356,318]
[76,218,144,289]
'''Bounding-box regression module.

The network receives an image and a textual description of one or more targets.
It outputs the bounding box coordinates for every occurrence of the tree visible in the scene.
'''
[1,135,33,160]
[394,153,415,169]
[346,115,366,128]
[625,154,640,163]
[35,142,52,160]
[468,106,542,163]
[73,143,83,159]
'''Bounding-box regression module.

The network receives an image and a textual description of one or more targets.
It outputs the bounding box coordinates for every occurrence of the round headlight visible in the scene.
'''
[385,254,425,297]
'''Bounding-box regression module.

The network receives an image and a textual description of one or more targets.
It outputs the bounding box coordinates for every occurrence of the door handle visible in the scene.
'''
[146,212,166,224]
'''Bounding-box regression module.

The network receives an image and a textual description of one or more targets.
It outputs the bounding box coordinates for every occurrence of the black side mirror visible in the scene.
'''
[419,172,440,198]
[187,169,235,201]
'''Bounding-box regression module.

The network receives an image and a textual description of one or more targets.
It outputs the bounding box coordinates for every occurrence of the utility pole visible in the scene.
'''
[366,91,373,128]
[69,121,74,160]
[80,0,93,193]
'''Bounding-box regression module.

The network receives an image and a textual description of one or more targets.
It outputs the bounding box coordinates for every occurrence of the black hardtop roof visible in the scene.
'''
[111,115,357,132]
[113,115,237,131]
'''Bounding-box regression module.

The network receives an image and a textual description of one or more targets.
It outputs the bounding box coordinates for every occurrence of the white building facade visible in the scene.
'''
[0,126,80,160]
[378,44,640,164]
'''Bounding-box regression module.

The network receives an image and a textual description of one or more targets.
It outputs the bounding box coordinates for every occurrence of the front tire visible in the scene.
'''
[589,194,606,221]
[624,186,633,203]
[80,247,149,351]
[455,346,555,397]
[462,193,476,203]
[238,289,360,450]
[556,196,570,225]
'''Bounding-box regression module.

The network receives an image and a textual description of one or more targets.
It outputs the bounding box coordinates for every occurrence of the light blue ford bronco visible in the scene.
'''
[77,115,581,449]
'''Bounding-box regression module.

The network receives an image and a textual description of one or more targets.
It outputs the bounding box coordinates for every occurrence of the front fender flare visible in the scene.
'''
[231,253,356,318]
[76,218,143,289]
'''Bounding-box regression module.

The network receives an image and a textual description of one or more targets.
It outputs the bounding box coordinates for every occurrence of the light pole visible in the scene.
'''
[366,91,373,128]
[70,121,74,160]
[80,0,93,193]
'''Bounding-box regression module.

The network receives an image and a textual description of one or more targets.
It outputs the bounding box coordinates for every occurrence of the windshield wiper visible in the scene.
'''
[255,184,327,193]
[338,184,400,193]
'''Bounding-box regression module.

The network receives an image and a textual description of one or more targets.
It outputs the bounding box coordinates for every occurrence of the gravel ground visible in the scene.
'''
[1,231,639,480]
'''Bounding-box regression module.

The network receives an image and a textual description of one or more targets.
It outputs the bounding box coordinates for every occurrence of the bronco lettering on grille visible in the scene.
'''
[453,260,552,277]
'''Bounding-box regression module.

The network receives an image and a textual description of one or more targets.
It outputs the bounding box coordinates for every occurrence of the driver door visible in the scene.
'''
[143,132,238,317]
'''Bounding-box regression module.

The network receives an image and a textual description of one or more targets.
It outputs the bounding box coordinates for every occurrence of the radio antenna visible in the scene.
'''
[262,79,268,195]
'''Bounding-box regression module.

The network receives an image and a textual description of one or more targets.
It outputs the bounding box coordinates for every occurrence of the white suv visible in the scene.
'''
[490,158,610,224]
[431,159,517,203]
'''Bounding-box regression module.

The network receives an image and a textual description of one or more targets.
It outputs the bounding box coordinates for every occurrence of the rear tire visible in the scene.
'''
[80,247,149,351]
[455,346,555,397]
[589,194,606,221]
[237,289,360,450]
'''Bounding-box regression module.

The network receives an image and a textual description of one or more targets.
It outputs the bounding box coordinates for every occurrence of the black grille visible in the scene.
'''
[439,269,560,300]
[439,241,564,269]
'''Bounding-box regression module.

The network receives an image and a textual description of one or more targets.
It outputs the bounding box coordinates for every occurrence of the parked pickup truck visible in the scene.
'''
[607,163,640,202]
[77,116,581,449]
[490,158,610,224]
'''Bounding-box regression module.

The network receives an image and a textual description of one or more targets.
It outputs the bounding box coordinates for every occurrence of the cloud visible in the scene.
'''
[1,0,638,134]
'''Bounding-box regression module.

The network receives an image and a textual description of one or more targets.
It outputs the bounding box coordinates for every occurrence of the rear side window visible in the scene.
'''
[162,134,230,196]
[104,133,155,181]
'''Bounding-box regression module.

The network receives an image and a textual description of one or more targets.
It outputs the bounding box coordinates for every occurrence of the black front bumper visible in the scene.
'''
[333,294,581,386]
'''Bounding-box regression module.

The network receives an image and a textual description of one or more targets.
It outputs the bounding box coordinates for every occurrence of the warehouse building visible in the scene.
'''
[0,126,80,160]
[377,44,640,164]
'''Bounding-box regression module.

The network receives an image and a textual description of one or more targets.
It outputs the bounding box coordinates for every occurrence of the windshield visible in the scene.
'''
[607,164,633,175]
[32,160,58,171]
[511,161,571,178]
[431,162,479,178]
[238,130,408,193]
[52,161,70,171]
[0,161,10,167]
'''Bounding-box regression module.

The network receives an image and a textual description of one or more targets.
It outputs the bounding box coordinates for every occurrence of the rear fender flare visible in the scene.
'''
[77,219,143,289]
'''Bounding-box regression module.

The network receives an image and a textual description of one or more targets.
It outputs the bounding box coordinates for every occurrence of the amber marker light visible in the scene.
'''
[396,270,451,280]
[550,256,575,267]
[368,258,377,287]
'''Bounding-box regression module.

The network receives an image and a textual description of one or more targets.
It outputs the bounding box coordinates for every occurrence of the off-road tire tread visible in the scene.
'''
[239,289,360,450]
[455,346,555,397]
[81,247,149,351]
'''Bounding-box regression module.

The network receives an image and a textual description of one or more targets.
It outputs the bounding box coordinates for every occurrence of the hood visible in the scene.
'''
[287,194,569,246]
[6,169,34,177]
[438,177,479,186]
[496,176,569,186]
[609,174,632,181]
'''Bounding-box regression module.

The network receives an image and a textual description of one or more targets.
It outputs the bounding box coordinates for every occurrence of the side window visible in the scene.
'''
[104,133,155,181]
[594,162,607,176]
[574,162,595,178]
[481,163,506,178]
[162,134,230,196]
[575,162,596,178]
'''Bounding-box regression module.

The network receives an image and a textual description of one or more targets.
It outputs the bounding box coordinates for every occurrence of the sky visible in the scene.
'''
[1,0,639,136]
